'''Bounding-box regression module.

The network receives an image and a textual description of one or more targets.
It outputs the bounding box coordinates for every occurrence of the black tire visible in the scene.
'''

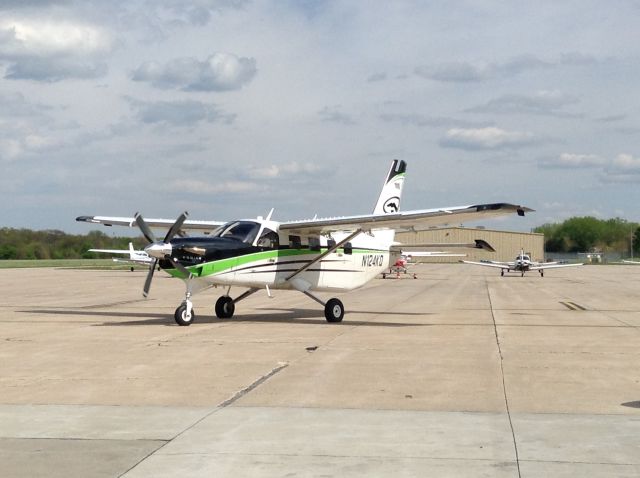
[540,270,544,277]
[215,296,235,319]
[174,303,195,326]
[324,298,344,323]
[501,269,504,276]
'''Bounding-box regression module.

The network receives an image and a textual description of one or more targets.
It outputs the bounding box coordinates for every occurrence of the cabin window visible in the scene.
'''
[344,242,353,255]
[213,221,260,245]
[257,228,279,249]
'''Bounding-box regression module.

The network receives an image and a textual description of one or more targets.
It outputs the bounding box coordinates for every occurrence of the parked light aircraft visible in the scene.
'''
[89,242,152,271]
[77,160,531,325]
[383,240,496,279]
[460,249,583,277]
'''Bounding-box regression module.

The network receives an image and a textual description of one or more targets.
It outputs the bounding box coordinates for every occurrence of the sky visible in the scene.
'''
[1,0,639,235]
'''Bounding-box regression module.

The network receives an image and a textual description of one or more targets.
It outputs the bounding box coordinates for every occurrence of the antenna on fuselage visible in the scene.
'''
[266,208,274,221]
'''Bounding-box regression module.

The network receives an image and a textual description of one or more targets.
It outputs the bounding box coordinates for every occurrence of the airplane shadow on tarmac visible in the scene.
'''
[18,308,432,328]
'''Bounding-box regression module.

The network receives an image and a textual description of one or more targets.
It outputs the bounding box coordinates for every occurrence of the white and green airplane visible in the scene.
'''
[77,160,531,325]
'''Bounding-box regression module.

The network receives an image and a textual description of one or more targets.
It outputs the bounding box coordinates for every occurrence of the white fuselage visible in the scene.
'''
[189,221,394,293]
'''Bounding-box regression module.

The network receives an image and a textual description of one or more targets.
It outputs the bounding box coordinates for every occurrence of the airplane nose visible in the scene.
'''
[144,242,172,259]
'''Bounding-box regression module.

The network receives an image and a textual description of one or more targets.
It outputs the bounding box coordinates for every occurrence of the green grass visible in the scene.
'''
[0,259,137,270]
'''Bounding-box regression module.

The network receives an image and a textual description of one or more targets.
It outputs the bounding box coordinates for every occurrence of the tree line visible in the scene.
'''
[0,228,146,260]
[533,217,640,253]
[2,216,640,259]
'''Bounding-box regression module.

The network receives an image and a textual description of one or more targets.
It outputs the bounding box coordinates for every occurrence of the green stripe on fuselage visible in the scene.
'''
[165,247,388,279]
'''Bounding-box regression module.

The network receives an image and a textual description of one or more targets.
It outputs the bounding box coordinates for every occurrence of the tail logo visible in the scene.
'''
[383,197,400,213]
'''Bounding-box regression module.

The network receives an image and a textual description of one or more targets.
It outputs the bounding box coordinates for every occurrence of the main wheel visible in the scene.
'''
[501,269,504,276]
[540,270,544,277]
[215,296,235,319]
[324,298,344,323]
[174,303,195,326]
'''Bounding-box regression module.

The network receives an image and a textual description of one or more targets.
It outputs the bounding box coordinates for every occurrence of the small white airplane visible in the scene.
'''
[460,249,583,277]
[89,242,153,270]
[77,160,532,325]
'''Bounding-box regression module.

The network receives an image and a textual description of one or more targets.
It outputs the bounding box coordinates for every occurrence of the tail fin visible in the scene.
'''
[373,159,407,214]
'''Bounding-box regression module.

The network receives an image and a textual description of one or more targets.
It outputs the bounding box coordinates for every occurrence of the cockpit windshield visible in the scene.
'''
[213,221,261,245]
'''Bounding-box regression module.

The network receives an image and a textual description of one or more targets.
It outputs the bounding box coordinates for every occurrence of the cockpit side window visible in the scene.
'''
[215,221,261,245]
[257,228,279,249]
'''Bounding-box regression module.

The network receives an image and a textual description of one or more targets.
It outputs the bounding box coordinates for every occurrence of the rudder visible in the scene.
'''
[372,159,407,214]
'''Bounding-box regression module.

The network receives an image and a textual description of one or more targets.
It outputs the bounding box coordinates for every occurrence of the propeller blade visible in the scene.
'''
[134,212,157,244]
[168,257,212,294]
[164,211,189,243]
[143,258,158,297]
[168,257,192,279]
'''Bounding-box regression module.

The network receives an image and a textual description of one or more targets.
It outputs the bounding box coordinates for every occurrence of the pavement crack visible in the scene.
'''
[219,362,289,408]
[486,278,522,478]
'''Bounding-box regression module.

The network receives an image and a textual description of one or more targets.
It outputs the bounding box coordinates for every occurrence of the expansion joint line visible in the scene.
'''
[485,278,521,478]
[118,363,289,477]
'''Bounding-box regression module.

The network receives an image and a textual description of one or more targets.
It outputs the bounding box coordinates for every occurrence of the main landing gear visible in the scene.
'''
[173,288,261,326]
[172,286,345,326]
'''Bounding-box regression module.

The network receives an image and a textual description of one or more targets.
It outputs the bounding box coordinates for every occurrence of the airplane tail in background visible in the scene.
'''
[372,159,406,215]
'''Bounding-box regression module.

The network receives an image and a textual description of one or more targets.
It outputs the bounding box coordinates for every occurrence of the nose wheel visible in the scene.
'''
[174,300,195,326]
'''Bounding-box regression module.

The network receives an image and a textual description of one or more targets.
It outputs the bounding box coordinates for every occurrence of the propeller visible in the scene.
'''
[135,211,190,297]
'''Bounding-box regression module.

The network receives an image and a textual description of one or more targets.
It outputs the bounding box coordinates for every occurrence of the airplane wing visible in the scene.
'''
[403,251,466,257]
[459,260,511,269]
[393,239,496,253]
[622,260,640,264]
[529,263,583,271]
[280,203,532,235]
[77,215,224,233]
[88,248,136,255]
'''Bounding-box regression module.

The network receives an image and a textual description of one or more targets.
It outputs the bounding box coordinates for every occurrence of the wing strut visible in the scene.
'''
[285,229,363,282]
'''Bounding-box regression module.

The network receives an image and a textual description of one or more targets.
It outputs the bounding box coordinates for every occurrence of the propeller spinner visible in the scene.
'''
[134,211,191,297]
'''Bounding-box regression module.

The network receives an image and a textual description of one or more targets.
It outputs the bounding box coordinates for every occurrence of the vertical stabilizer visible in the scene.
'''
[373,159,407,214]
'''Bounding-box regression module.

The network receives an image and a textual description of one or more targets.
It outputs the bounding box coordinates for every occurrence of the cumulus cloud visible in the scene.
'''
[144,0,248,27]
[415,53,599,83]
[439,127,536,150]
[539,153,605,169]
[467,90,582,118]
[126,98,235,126]
[600,155,640,182]
[380,113,487,129]
[0,92,53,117]
[0,131,63,162]
[415,55,550,83]
[131,53,257,92]
[608,153,640,172]
[0,18,111,81]
[247,161,323,179]
[539,152,640,184]
[173,178,262,194]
